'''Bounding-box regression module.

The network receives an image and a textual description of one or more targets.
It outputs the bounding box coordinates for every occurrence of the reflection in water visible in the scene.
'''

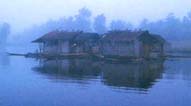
[33,59,164,91]
[1,55,191,106]
[101,61,164,91]
[164,58,191,81]
[33,59,101,83]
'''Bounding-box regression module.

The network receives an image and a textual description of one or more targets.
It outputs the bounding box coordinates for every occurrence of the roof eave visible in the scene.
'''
[31,39,44,43]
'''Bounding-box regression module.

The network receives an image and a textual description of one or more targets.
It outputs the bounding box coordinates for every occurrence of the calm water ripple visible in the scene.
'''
[0,53,191,106]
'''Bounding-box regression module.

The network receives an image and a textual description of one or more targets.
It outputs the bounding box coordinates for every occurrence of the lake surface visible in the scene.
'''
[0,53,191,106]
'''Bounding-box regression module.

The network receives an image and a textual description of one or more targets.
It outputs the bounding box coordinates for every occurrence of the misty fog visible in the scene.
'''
[1,1,191,52]
[3,8,191,52]
[1,1,191,106]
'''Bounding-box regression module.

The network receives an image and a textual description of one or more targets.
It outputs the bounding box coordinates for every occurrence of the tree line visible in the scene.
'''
[15,7,191,50]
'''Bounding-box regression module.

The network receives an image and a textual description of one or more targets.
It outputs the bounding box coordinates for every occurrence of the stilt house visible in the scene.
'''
[100,30,166,59]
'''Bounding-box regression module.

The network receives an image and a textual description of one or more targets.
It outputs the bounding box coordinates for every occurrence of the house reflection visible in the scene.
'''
[33,59,101,81]
[101,61,164,90]
[33,59,164,90]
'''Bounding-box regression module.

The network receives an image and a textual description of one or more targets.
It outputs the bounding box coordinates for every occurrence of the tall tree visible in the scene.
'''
[74,7,92,32]
[93,14,107,34]
[139,19,149,30]
[110,20,126,30]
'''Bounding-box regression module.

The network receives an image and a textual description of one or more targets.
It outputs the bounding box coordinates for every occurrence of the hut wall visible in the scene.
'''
[150,44,164,58]
[73,41,100,54]
[101,41,137,57]
[44,43,59,54]
[142,44,152,58]
[43,41,70,54]
[74,44,84,53]
[60,41,70,53]
[134,40,142,58]
[89,41,100,54]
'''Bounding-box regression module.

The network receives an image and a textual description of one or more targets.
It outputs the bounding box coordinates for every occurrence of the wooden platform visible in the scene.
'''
[8,52,90,59]
[8,52,191,62]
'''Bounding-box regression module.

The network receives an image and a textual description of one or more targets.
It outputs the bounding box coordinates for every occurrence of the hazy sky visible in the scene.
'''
[1,0,191,33]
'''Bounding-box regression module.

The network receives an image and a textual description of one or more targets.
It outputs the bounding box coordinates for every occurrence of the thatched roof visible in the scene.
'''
[138,33,166,45]
[74,33,100,42]
[32,30,166,45]
[102,30,145,41]
[102,30,166,45]
[32,31,82,43]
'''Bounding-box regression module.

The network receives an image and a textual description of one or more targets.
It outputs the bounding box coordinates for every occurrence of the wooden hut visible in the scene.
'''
[32,31,82,54]
[32,31,100,55]
[100,30,166,59]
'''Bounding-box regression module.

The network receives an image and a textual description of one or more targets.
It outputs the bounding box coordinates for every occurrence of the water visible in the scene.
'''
[0,54,191,106]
